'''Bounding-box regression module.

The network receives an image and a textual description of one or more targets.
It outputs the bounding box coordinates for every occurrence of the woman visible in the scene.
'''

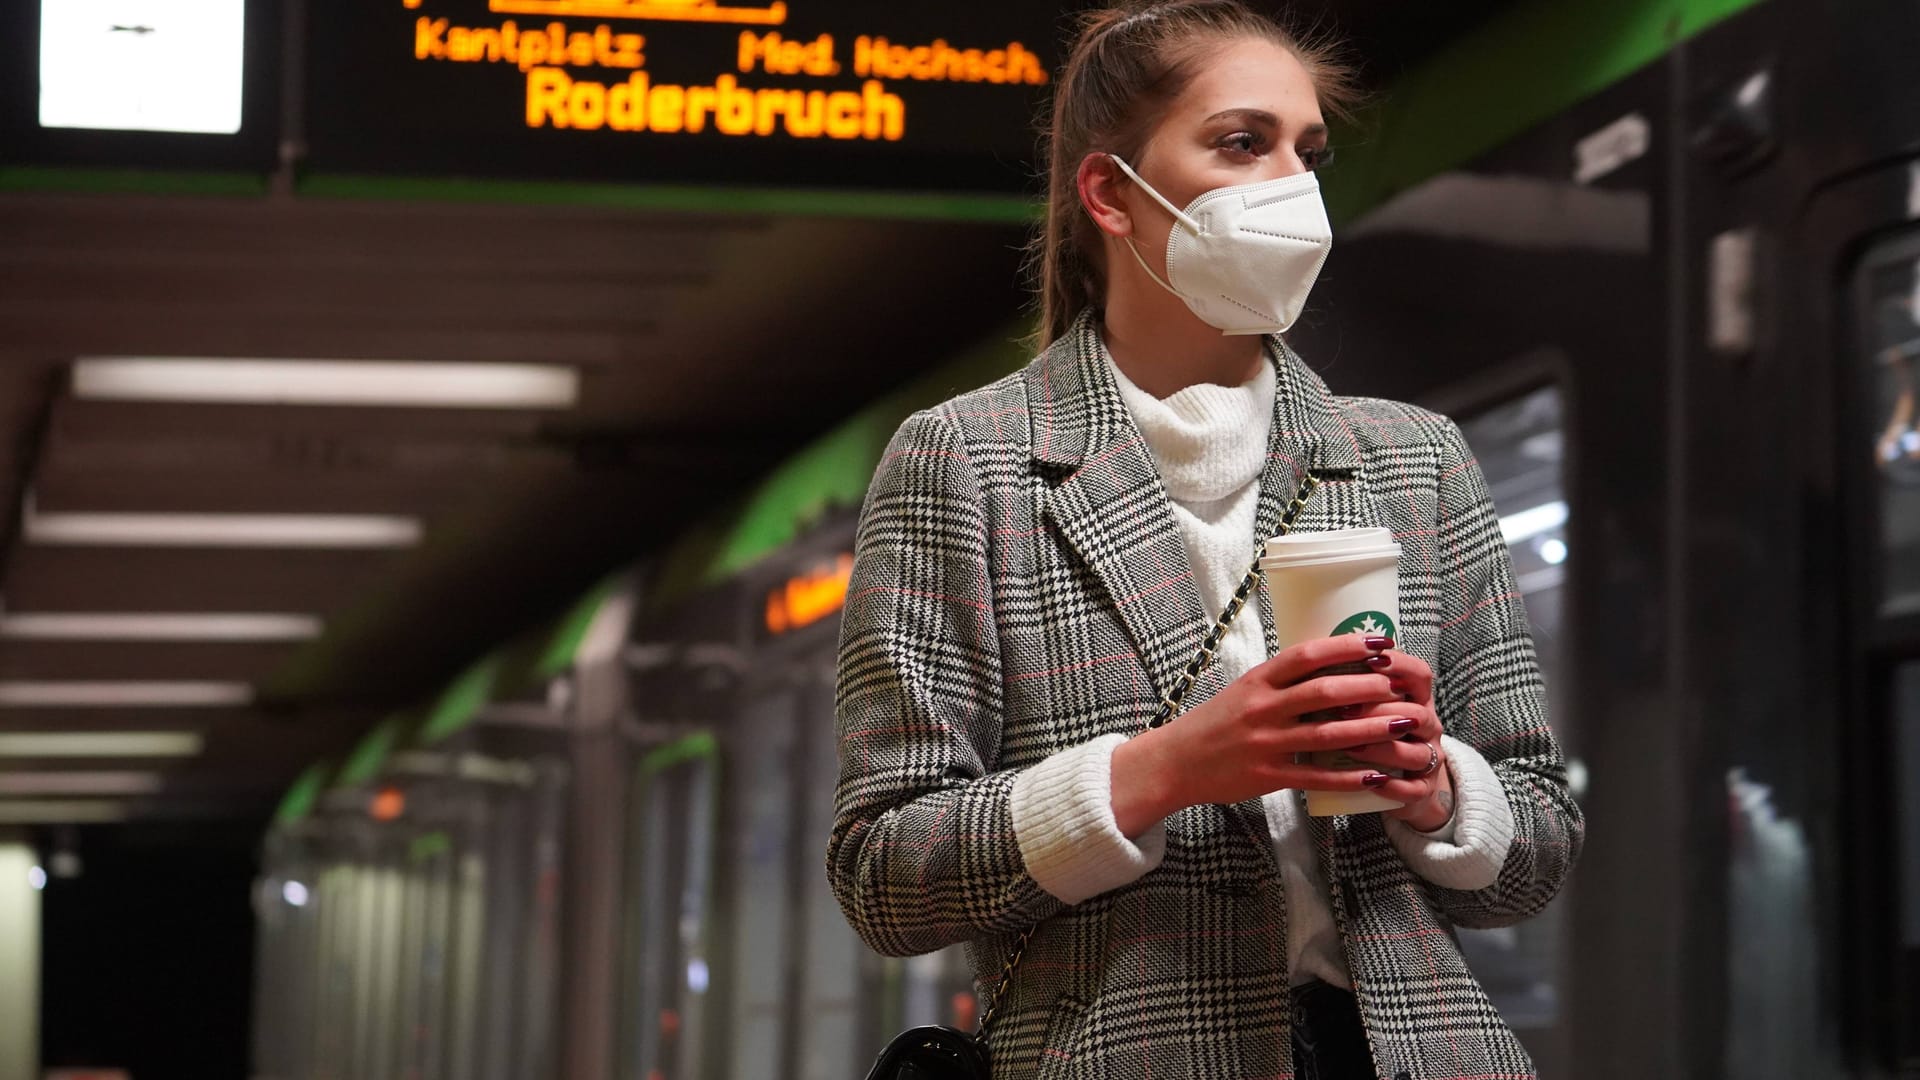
[828,3,1583,1078]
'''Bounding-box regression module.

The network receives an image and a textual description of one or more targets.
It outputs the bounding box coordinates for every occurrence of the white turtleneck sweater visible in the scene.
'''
[1008,348,1517,990]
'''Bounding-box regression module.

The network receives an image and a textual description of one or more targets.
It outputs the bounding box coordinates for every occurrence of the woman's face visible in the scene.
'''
[1117,36,1329,260]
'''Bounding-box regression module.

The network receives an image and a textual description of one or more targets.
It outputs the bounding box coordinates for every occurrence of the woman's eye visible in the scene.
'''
[1222,131,1261,154]
[1302,145,1336,170]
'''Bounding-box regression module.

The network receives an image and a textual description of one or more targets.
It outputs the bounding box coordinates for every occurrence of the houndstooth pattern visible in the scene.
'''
[829,311,1584,1080]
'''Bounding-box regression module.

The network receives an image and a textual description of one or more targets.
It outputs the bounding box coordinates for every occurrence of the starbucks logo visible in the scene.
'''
[1333,611,1397,638]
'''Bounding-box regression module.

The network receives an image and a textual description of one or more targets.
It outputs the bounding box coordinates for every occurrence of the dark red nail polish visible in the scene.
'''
[1362,772,1390,788]
[1365,655,1393,670]
[1389,678,1409,693]
[1387,717,1416,735]
[1364,635,1394,652]
[1339,704,1369,719]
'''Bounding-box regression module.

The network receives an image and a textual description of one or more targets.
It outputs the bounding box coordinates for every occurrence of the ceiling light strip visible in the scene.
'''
[0,772,164,797]
[0,801,131,825]
[0,682,253,708]
[22,499,422,549]
[0,732,205,758]
[0,613,322,642]
[73,358,579,409]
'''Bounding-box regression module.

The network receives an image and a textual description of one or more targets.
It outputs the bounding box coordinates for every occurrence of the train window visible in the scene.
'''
[1451,384,1573,1073]
[1869,252,1920,614]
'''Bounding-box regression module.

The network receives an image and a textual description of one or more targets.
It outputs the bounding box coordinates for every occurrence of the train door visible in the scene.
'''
[1817,176,1920,1075]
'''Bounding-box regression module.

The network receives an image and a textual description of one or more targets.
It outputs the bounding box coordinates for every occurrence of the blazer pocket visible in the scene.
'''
[1031,994,1089,1080]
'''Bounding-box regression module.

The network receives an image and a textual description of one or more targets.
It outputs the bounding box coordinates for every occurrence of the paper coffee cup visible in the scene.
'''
[1259,527,1403,816]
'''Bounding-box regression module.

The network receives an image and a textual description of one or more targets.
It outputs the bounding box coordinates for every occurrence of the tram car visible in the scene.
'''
[252,0,1920,1076]
[253,649,578,1080]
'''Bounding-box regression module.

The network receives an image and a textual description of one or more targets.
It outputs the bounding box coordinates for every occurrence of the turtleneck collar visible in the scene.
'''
[1105,348,1276,505]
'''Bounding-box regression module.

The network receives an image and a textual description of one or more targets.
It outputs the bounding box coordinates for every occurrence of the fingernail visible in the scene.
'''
[1387,717,1416,735]
[1339,704,1369,719]
[1365,655,1393,670]
[1364,636,1394,652]
[1362,772,1390,788]
[1389,678,1409,693]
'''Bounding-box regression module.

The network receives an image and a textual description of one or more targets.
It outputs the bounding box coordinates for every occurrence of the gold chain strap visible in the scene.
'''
[973,471,1321,1044]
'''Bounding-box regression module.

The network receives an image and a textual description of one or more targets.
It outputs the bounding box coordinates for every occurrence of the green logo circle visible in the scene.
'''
[1332,611,1397,638]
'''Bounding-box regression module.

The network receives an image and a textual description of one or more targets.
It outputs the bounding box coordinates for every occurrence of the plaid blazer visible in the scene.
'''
[830,313,1583,1080]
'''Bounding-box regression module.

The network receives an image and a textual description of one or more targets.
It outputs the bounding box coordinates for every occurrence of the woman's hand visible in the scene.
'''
[1340,650,1455,832]
[1111,634,1419,833]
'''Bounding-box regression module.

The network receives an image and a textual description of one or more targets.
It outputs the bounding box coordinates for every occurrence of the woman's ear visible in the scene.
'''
[1077,153,1133,239]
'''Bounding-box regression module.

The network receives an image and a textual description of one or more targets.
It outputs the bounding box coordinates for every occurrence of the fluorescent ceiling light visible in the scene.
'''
[0,612,322,642]
[0,801,130,825]
[0,772,164,797]
[74,358,580,409]
[0,732,204,758]
[38,0,245,135]
[0,682,253,708]
[22,497,421,549]
[1498,500,1569,546]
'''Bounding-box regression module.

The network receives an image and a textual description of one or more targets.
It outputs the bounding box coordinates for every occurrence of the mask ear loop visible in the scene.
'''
[1105,153,1201,302]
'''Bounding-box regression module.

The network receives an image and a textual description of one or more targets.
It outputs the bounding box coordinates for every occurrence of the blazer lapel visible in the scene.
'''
[1253,336,1378,659]
[1029,316,1209,702]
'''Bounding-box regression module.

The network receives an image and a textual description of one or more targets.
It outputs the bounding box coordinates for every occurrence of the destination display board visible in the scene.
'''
[304,1,1066,193]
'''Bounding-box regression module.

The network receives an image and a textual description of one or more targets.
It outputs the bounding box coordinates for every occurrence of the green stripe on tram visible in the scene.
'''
[418,657,501,747]
[1323,0,1768,223]
[533,574,624,680]
[273,762,332,827]
[410,830,455,863]
[637,730,721,775]
[337,714,411,788]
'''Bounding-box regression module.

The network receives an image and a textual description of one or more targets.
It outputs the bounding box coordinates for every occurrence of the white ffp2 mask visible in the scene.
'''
[1108,153,1333,335]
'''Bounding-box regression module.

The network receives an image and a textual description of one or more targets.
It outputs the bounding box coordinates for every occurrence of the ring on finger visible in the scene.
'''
[1412,739,1440,779]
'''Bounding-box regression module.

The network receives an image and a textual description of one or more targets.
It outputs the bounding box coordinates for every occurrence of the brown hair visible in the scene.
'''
[1029,1,1362,346]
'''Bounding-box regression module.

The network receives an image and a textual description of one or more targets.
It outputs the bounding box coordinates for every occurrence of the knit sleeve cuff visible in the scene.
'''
[1009,733,1166,905]
[1385,735,1515,891]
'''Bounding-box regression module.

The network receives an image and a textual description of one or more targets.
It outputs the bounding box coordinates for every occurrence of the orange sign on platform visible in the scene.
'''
[370,786,407,822]
[766,553,854,635]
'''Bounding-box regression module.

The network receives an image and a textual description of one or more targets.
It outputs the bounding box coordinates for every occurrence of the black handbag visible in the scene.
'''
[860,474,1320,1080]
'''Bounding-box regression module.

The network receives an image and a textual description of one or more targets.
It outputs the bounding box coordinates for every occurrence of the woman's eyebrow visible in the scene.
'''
[1204,107,1280,127]
[1202,110,1327,139]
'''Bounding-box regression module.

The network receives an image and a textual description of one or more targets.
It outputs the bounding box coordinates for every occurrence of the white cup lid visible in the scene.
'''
[1262,526,1397,562]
